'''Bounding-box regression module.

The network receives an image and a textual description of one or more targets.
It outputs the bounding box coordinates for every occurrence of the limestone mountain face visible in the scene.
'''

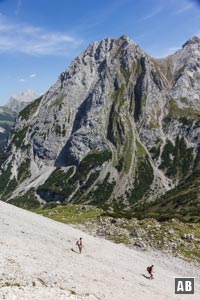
[1,35,200,212]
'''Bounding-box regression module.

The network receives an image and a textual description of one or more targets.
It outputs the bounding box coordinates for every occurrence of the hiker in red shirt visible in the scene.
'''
[76,237,83,254]
[147,265,154,279]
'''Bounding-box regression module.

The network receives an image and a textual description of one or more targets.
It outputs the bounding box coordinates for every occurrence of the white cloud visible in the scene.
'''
[19,78,25,82]
[0,15,83,56]
[0,23,14,31]
[30,73,37,78]
[138,7,163,22]
[173,3,194,15]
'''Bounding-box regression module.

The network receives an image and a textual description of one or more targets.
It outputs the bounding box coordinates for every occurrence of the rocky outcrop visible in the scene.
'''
[80,215,200,262]
[1,35,200,212]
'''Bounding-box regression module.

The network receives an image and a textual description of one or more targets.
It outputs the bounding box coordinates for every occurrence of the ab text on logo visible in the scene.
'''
[175,278,194,294]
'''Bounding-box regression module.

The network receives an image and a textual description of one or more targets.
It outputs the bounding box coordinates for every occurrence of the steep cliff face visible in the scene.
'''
[1,35,200,212]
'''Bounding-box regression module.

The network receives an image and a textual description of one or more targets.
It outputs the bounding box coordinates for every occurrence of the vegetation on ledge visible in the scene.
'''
[19,96,42,120]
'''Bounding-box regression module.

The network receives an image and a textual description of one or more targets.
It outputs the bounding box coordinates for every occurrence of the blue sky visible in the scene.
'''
[0,0,200,105]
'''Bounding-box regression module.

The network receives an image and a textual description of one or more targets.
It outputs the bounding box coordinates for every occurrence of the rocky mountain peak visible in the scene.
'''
[1,35,200,216]
[182,35,200,48]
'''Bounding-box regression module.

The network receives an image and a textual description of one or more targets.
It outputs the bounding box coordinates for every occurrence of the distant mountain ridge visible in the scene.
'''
[0,89,38,151]
[1,35,200,220]
[4,89,39,113]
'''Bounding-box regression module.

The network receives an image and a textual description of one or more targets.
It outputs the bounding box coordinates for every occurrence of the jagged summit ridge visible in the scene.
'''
[182,35,200,48]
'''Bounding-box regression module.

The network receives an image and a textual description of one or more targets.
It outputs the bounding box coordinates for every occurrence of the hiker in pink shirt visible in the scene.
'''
[76,237,83,253]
